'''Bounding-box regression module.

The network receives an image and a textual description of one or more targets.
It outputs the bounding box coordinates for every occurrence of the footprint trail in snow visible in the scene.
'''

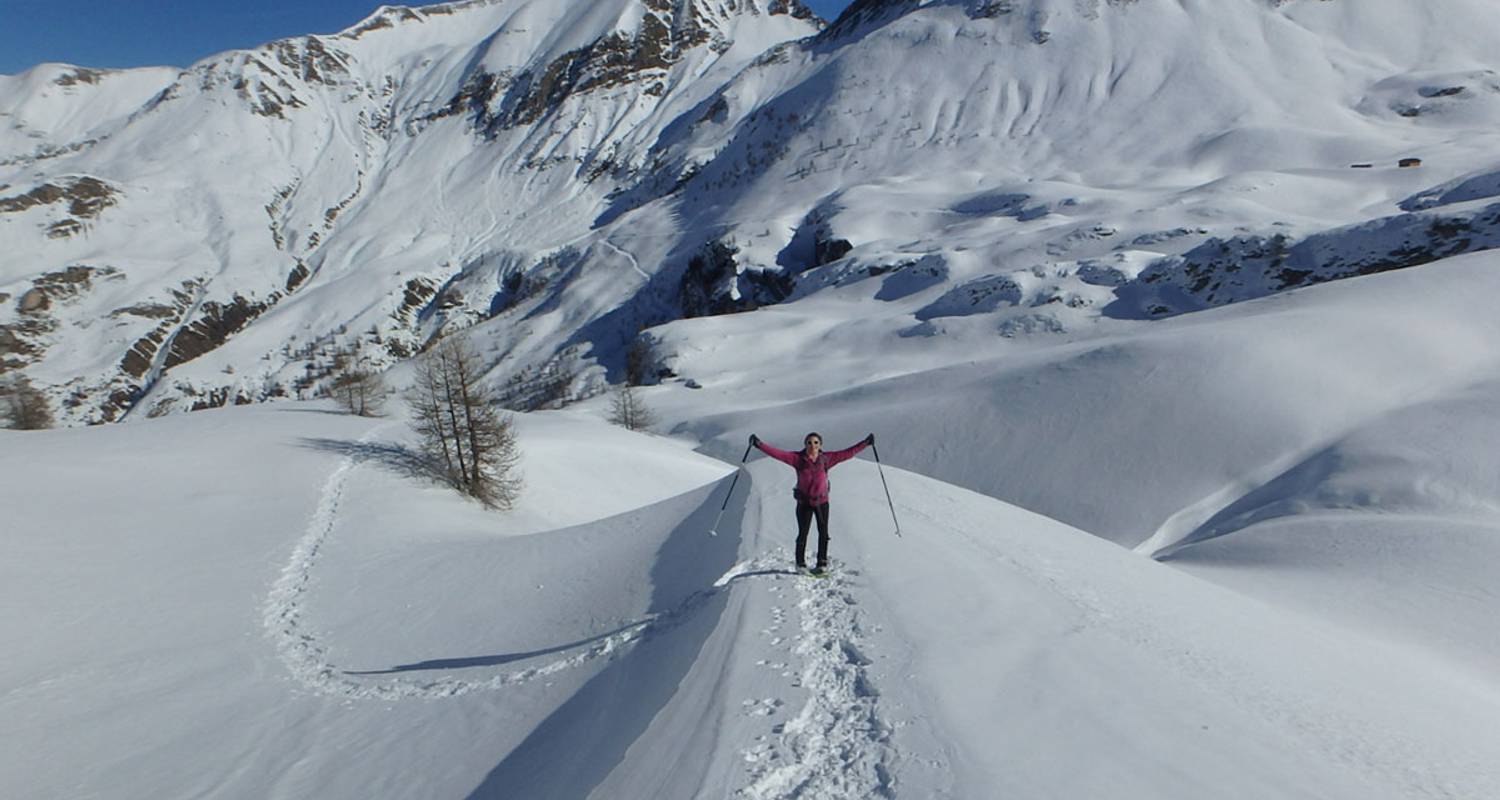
[738,554,897,799]
[263,440,789,700]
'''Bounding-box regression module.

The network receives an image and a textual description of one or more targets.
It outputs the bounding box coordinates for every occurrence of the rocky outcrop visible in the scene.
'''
[54,68,105,87]
[186,386,257,413]
[0,322,44,375]
[165,294,276,369]
[1,268,120,398]
[381,277,441,358]
[18,289,49,314]
[118,285,197,380]
[0,177,117,219]
[22,266,120,310]
[269,37,351,87]
[1111,201,1500,318]
[680,239,793,318]
[0,177,119,239]
[285,262,311,293]
[452,0,807,134]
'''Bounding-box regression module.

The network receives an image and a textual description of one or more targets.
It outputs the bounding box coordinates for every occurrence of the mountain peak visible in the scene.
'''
[334,0,504,41]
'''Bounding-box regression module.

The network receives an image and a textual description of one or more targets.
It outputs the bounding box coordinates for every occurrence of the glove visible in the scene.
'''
[749,434,760,447]
[865,433,875,446]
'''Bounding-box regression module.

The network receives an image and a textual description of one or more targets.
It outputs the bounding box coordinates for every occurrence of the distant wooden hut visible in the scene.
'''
[1399,157,1423,168]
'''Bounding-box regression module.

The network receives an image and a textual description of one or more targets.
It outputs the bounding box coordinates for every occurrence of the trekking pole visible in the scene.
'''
[871,443,901,537]
[709,439,756,536]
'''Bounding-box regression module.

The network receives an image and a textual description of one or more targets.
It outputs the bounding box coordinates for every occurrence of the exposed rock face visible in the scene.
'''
[0,177,117,219]
[24,266,120,308]
[2,268,121,413]
[453,0,813,134]
[0,325,35,374]
[1113,202,1500,318]
[495,29,676,129]
[18,289,49,314]
[269,37,351,87]
[54,68,105,87]
[118,285,197,380]
[771,0,820,21]
[680,239,794,318]
[0,177,119,239]
[814,231,854,267]
[384,277,441,358]
[285,262,311,293]
[165,295,277,369]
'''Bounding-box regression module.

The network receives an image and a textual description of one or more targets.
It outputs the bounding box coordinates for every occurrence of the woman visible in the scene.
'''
[750,431,874,574]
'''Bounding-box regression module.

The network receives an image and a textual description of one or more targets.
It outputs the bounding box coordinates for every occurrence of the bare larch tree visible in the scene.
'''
[406,337,522,508]
[608,383,657,432]
[330,357,386,417]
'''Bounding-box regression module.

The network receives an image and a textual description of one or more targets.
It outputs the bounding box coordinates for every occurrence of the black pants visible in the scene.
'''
[795,500,831,568]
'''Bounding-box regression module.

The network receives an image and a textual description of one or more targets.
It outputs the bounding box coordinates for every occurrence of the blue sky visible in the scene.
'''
[0,0,856,76]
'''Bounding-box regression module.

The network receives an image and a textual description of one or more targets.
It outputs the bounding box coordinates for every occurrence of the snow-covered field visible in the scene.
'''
[6,249,1500,799]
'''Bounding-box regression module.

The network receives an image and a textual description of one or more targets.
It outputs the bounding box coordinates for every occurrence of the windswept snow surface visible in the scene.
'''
[6,253,1500,799]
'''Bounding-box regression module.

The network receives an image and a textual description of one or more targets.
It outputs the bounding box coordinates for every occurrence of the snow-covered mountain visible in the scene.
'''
[0,0,821,422]
[4,0,1500,427]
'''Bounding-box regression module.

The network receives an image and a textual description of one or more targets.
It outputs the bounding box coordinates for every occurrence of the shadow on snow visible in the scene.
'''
[463,471,752,799]
[343,619,655,675]
[297,437,449,484]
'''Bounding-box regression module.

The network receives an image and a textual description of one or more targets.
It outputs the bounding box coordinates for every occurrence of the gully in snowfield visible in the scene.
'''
[750,432,874,575]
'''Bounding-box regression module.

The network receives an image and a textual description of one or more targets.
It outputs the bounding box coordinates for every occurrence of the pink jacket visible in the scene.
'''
[756,440,868,505]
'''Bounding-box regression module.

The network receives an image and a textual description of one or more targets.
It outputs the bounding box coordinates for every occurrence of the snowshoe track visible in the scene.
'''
[263,435,777,700]
[739,553,897,799]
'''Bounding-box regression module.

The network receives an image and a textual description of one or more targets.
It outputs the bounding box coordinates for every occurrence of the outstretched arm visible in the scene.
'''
[754,438,802,467]
[823,435,873,468]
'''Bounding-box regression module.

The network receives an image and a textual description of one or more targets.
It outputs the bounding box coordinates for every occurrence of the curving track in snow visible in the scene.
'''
[262,426,728,700]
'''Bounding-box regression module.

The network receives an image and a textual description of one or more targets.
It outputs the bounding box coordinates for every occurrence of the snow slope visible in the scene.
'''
[6,250,1500,798]
[1,404,736,799]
